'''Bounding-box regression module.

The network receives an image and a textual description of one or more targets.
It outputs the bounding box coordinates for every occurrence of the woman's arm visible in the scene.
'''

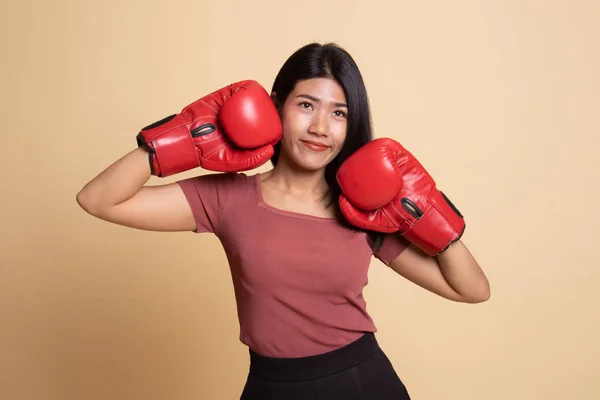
[387,239,490,303]
[76,147,196,232]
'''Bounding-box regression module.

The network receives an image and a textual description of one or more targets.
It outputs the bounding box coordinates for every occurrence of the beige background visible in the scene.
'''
[2,0,599,399]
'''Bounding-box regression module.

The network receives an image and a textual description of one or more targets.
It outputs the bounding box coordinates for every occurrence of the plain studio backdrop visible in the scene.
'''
[1,1,599,399]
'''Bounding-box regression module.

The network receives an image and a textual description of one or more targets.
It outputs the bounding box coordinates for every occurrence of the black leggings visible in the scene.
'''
[240,333,411,399]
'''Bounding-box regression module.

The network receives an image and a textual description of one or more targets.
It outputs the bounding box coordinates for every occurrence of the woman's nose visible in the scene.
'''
[308,111,329,136]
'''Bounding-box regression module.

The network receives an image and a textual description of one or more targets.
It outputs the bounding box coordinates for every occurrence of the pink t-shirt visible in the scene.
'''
[177,172,408,358]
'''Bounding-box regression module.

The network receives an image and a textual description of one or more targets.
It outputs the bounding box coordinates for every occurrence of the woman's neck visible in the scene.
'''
[263,158,329,200]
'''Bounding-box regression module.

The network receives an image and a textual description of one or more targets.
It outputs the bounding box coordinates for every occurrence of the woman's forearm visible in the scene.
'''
[76,147,152,214]
[436,240,491,303]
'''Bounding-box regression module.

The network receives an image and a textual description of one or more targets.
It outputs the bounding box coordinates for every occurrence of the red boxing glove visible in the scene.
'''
[136,80,282,177]
[336,138,465,256]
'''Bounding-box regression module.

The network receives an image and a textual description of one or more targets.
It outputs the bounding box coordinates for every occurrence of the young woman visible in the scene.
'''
[76,42,490,399]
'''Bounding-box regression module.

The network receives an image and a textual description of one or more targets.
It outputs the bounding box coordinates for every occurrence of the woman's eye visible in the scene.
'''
[299,102,313,109]
[334,110,347,118]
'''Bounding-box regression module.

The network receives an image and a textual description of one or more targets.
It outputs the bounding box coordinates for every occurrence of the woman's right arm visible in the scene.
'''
[75,147,196,232]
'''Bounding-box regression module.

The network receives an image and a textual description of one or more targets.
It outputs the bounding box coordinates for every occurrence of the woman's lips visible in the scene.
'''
[301,140,330,152]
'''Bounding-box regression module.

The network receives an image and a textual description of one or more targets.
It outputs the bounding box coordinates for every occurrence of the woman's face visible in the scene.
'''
[276,77,348,172]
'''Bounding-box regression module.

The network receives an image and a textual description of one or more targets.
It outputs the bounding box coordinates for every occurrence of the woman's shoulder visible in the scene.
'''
[179,170,256,187]
[175,171,260,207]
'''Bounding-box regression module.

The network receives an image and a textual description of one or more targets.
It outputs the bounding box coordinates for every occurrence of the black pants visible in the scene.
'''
[240,333,411,399]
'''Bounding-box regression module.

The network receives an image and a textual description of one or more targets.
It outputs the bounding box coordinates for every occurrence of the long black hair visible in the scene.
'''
[270,42,385,251]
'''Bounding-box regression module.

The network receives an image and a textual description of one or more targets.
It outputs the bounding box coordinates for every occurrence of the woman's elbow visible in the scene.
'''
[76,188,101,216]
[464,283,491,304]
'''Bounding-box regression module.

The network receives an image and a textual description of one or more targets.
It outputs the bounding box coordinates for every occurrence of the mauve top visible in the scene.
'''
[177,172,408,358]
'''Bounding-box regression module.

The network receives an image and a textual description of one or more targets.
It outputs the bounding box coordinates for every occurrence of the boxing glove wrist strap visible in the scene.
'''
[136,114,201,177]
[401,190,465,256]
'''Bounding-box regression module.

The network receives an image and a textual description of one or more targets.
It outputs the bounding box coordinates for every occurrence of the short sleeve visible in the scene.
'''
[372,233,410,266]
[176,172,244,234]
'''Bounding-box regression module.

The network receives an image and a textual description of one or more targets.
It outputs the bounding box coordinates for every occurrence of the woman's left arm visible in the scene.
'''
[387,239,490,303]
